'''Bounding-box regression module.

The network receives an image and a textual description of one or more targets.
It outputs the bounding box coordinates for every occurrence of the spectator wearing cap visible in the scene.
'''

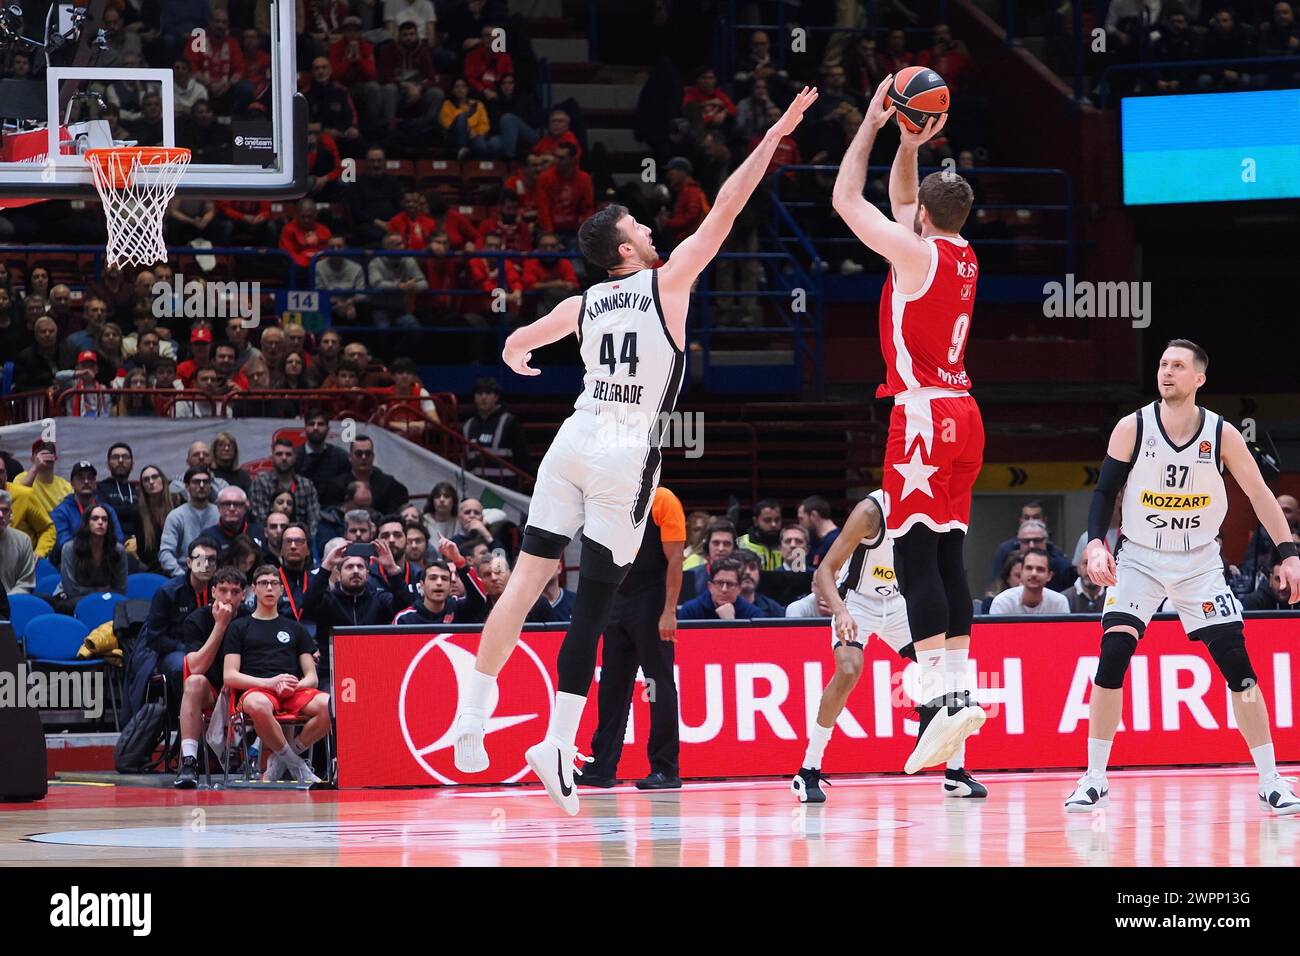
[656,157,710,247]
[51,460,125,556]
[0,455,54,559]
[13,440,73,515]
[176,326,214,387]
[65,351,113,418]
[535,142,593,240]
[463,378,531,489]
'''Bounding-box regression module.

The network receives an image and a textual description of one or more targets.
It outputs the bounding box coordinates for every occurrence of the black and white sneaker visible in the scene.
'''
[1064,772,1109,812]
[942,768,988,798]
[1258,775,1300,816]
[173,756,199,789]
[904,696,987,775]
[791,767,830,804]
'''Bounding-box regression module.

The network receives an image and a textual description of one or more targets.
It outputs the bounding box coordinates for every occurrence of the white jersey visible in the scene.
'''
[837,491,901,602]
[1121,401,1227,552]
[572,268,684,436]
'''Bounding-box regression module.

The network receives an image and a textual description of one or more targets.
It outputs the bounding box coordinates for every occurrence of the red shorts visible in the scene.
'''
[881,391,984,536]
[239,687,322,718]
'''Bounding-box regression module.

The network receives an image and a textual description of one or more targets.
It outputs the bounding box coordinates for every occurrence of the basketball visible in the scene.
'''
[887,66,950,133]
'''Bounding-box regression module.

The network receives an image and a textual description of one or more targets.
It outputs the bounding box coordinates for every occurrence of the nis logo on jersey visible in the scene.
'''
[1141,489,1211,529]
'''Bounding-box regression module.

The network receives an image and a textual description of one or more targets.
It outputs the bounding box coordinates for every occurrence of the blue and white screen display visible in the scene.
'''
[1121,89,1300,205]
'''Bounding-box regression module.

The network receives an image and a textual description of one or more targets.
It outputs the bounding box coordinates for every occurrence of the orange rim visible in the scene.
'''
[85,147,191,189]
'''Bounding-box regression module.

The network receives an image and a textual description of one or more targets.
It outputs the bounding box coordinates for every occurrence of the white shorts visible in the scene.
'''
[524,410,658,567]
[1103,539,1242,636]
[832,592,913,655]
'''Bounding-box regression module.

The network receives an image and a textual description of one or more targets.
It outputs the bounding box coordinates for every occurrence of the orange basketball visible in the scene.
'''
[886,67,950,134]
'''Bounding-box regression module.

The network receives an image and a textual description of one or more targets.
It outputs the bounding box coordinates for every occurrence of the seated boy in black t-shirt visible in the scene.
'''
[223,564,332,785]
[175,566,248,789]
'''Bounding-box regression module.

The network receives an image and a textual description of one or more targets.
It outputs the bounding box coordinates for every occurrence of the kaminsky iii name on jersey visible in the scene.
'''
[573,267,684,438]
[1122,402,1227,551]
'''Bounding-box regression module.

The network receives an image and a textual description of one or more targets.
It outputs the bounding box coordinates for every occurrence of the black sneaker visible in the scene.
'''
[791,767,830,804]
[173,756,199,789]
[577,773,617,788]
[942,767,988,798]
[635,772,682,790]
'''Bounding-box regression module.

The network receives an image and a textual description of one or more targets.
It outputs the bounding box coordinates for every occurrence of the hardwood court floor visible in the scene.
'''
[2,766,1297,867]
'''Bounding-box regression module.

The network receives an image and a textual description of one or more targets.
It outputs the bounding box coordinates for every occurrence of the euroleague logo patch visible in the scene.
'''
[1202,601,1216,619]
[1198,439,1212,461]
[398,633,554,785]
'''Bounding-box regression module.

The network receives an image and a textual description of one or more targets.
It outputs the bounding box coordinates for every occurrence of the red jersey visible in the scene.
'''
[876,235,977,398]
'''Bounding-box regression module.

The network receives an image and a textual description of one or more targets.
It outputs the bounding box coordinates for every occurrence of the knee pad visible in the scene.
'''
[1200,623,1257,693]
[1095,629,1138,689]
[521,524,569,559]
[578,534,629,585]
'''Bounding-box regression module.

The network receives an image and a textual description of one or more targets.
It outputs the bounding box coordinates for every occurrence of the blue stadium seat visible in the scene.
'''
[22,614,91,661]
[35,573,61,596]
[126,573,168,601]
[5,593,49,643]
[73,592,128,631]
[35,556,57,580]
[1,360,12,396]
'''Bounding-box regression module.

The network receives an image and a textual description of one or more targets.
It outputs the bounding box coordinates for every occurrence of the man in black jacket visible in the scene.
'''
[294,407,353,495]
[1241,560,1294,611]
[13,315,72,391]
[301,538,412,681]
[463,378,531,489]
[391,539,488,625]
[97,443,140,544]
[324,434,410,514]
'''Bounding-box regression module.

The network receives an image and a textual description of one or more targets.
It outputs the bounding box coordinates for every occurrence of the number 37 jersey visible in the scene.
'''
[876,235,978,398]
[572,267,685,435]
[1121,402,1227,552]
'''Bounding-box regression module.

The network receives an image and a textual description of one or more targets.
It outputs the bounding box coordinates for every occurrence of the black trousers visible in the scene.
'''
[586,586,679,779]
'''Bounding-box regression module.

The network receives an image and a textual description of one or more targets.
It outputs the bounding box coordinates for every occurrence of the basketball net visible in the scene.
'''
[85,147,191,270]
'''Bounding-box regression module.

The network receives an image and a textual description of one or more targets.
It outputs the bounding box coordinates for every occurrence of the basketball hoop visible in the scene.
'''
[85,146,191,270]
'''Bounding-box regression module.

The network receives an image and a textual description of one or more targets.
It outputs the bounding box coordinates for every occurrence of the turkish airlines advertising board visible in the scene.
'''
[332,617,1299,788]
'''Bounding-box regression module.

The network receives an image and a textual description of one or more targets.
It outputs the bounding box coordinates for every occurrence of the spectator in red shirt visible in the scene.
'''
[465,23,514,100]
[186,9,251,115]
[535,142,594,238]
[522,231,579,316]
[240,29,272,111]
[751,103,802,178]
[531,109,582,162]
[304,122,344,200]
[478,193,534,252]
[177,327,214,388]
[682,67,738,132]
[424,231,461,317]
[329,16,383,135]
[217,199,281,247]
[656,157,711,247]
[427,195,482,250]
[466,231,523,318]
[279,199,333,269]
[504,154,546,225]
[916,24,973,96]
[879,28,915,75]
[388,190,439,250]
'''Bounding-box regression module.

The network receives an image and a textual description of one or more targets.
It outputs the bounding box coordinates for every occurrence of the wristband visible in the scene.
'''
[1278,542,1299,561]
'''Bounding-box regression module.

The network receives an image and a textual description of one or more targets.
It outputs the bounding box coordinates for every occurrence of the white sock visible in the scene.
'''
[803,723,833,770]
[463,668,497,717]
[1251,743,1277,782]
[947,740,965,771]
[277,742,296,760]
[181,738,198,760]
[547,691,587,748]
[1087,737,1112,777]
[290,737,307,755]
[946,647,973,699]
[917,647,946,704]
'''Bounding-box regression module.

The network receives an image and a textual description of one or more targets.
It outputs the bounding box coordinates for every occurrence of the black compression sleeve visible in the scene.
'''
[1088,455,1132,546]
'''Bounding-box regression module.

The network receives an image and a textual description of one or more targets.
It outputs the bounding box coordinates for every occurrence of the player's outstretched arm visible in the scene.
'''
[1084,413,1139,587]
[500,294,582,377]
[812,496,883,644]
[1220,422,1300,603]
[832,77,932,274]
[660,87,818,294]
